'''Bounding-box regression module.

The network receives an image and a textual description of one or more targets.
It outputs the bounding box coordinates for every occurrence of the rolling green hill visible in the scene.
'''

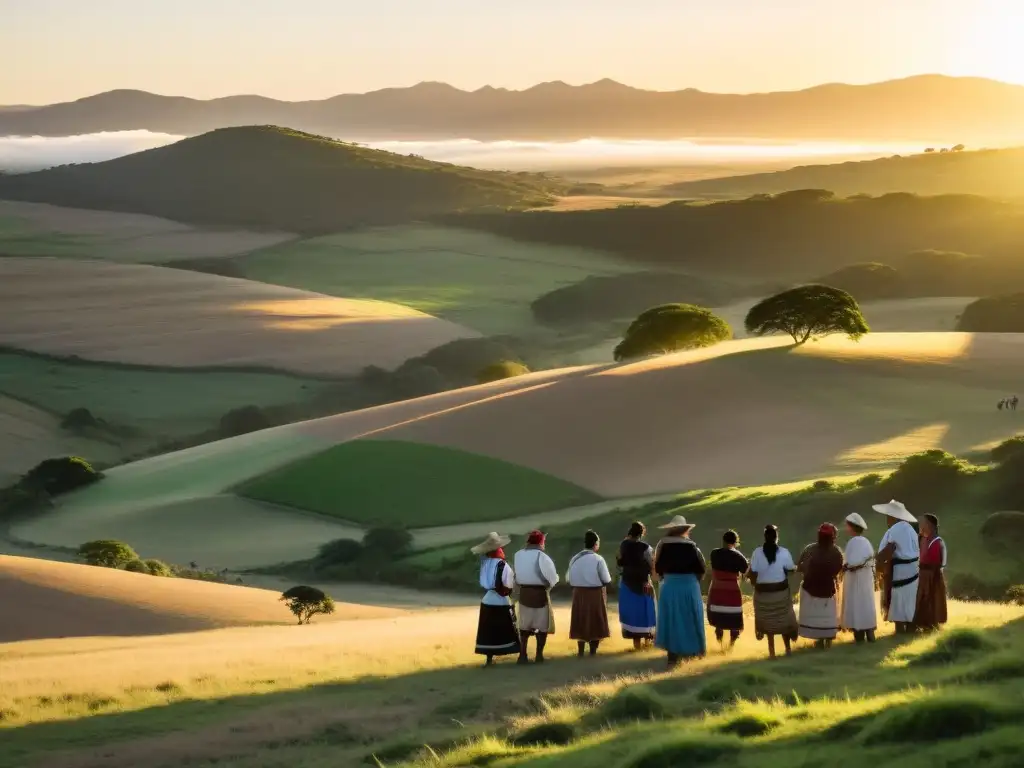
[0,127,566,233]
[663,146,1024,200]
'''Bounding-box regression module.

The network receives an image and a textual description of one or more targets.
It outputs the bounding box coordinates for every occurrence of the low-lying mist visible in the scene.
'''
[0,130,924,174]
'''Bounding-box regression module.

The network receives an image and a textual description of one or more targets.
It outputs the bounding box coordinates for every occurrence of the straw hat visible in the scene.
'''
[470,532,511,555]
[845,512,869,531]
[871,500,917,524]
[658,515,695,532]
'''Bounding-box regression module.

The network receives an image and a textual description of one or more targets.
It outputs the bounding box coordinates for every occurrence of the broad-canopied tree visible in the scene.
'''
[744,284,869,345]
[614,304,731,361]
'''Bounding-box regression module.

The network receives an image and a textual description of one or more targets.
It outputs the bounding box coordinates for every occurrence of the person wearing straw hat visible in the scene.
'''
[471,532,520,666]
[873,500,920,634]
[653,515,708,666]
[748,524,799,659]
[840,512,878,643]
[796,523,845,648]
[513,530,559,664]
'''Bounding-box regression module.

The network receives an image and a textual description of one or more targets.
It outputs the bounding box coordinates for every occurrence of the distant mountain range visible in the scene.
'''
[664,146,1024,200]
[3,76,1024,143]
[0,127,565,232]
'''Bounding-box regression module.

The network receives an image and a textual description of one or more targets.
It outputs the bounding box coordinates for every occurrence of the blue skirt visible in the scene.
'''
[656,574,707,657]
[618,581,656,639]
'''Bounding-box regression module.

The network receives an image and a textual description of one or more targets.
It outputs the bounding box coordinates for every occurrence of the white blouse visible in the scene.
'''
[566,550,612,588]
[749,545,796,584]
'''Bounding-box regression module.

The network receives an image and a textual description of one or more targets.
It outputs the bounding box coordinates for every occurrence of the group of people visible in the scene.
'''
[472,499,948,667]
[997,395,1019,411]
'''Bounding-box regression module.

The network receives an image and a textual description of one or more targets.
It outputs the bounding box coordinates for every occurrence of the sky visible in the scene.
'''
[2,0,1023,104]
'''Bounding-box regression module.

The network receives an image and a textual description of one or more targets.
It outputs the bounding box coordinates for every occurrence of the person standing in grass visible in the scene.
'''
[840,512,877,643]
[915,513,948,632]
[749,524,799,659]
[706,530,748,650]
[874,500,920,634]
[513,530,559,664]
[567,530,613,657]
[653,515,707,667]
[617,521,657,650]
[797,523,845,648]
[471,532,520,666]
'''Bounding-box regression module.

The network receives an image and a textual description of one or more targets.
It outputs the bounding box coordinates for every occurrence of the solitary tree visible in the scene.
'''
[744,285,869,345]
[614,304,732,361]
[281,585,336,625]
[79,539,139,569]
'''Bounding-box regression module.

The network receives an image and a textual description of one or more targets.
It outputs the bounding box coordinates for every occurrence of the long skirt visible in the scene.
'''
[518,586,555,634]
[618,581,656,639]
[656,574,706,657]
[475,603,521,657]
[841,568,878,632]
[914,568,948,629]
[707,574,744,632]
[798,588,840,640]
[884,576,919,624]
[570,587,611,641]
[753,585,798,640]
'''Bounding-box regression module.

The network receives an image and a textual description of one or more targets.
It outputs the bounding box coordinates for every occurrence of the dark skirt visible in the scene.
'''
[915,567,948,629]
[475,603,521,657]
[707,573,744,631]
[570,587,611,641]
[619,581,656,639]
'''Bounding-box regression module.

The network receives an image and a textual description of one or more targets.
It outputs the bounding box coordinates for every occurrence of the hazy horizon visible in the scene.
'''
[2,0,1021,104]
[0,131,935,175]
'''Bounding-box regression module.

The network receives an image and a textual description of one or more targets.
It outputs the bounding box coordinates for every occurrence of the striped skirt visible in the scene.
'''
[707,571,744,631]
[753,583,798,640]
[798,588,840,640]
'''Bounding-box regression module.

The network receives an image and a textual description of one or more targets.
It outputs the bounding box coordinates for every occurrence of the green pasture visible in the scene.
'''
[238,225,634,334]
[0,350,334,436]
[239,439,602,527]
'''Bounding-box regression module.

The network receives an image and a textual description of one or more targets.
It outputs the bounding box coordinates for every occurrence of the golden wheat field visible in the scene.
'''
[0,257,476,376]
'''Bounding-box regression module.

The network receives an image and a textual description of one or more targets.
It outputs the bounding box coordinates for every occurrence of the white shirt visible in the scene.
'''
[844,535,875,569]
[749,545,796,584]
[479,557,515,606]
[566,550,612,588]
[879,521,920,582]
[513,548,559,588]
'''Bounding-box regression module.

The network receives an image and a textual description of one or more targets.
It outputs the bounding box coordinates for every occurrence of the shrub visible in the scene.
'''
[744,284,869,344]
[511,721,577,747]
[980,511,1024,556]
[811,479,833,492]
[20,456,101,497]
[909,629,994,666]
[599,686,667,723]
[143,559,173,577]
[280,585,336,625]
[1005,585,1024,606]
[857,473,882,487]
[363,527,414,558]
[989,452,1024,510]
[947,572,1009,601]
[60,407,99,431]
[124,559,149,574]
[991,436,1024,465]
[219,405,272,438]
[79,540,139,569]
[614,304,732,361]
[476,360,530,384]
[884,449,972,508]
[317,538,364,565]
[957,294,1024,332]
[391,363,449,398]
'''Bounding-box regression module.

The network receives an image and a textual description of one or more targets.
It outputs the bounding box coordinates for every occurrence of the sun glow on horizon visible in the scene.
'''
[950,1,1024,85]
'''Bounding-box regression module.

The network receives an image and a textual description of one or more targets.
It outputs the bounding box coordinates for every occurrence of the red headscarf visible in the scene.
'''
[526,530,546,547]
[818,522,838,539]
[487,548,506,560]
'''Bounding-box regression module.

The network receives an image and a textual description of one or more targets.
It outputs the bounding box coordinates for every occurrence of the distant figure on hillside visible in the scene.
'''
[796,523,844,649]
[840,512,878,643]
[915,514,948,632]
[616,522,656,650]
[653,515,707,666]
[471,532,520,666]
[749,524,799,659]
[706,530,748,650]
[1012,395,1020,411]
[998,399,1006,411]
[566,530,613,657]
[513,530,559,664]
[874,500,920,635]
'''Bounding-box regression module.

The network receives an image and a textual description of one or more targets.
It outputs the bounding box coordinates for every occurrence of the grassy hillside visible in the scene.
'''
[236,225,637,335]
[0,598,1018,767]
[0,127,565,233]
[452,191,1024,278]
[239,440,601,526]
[664,146,1024,200]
